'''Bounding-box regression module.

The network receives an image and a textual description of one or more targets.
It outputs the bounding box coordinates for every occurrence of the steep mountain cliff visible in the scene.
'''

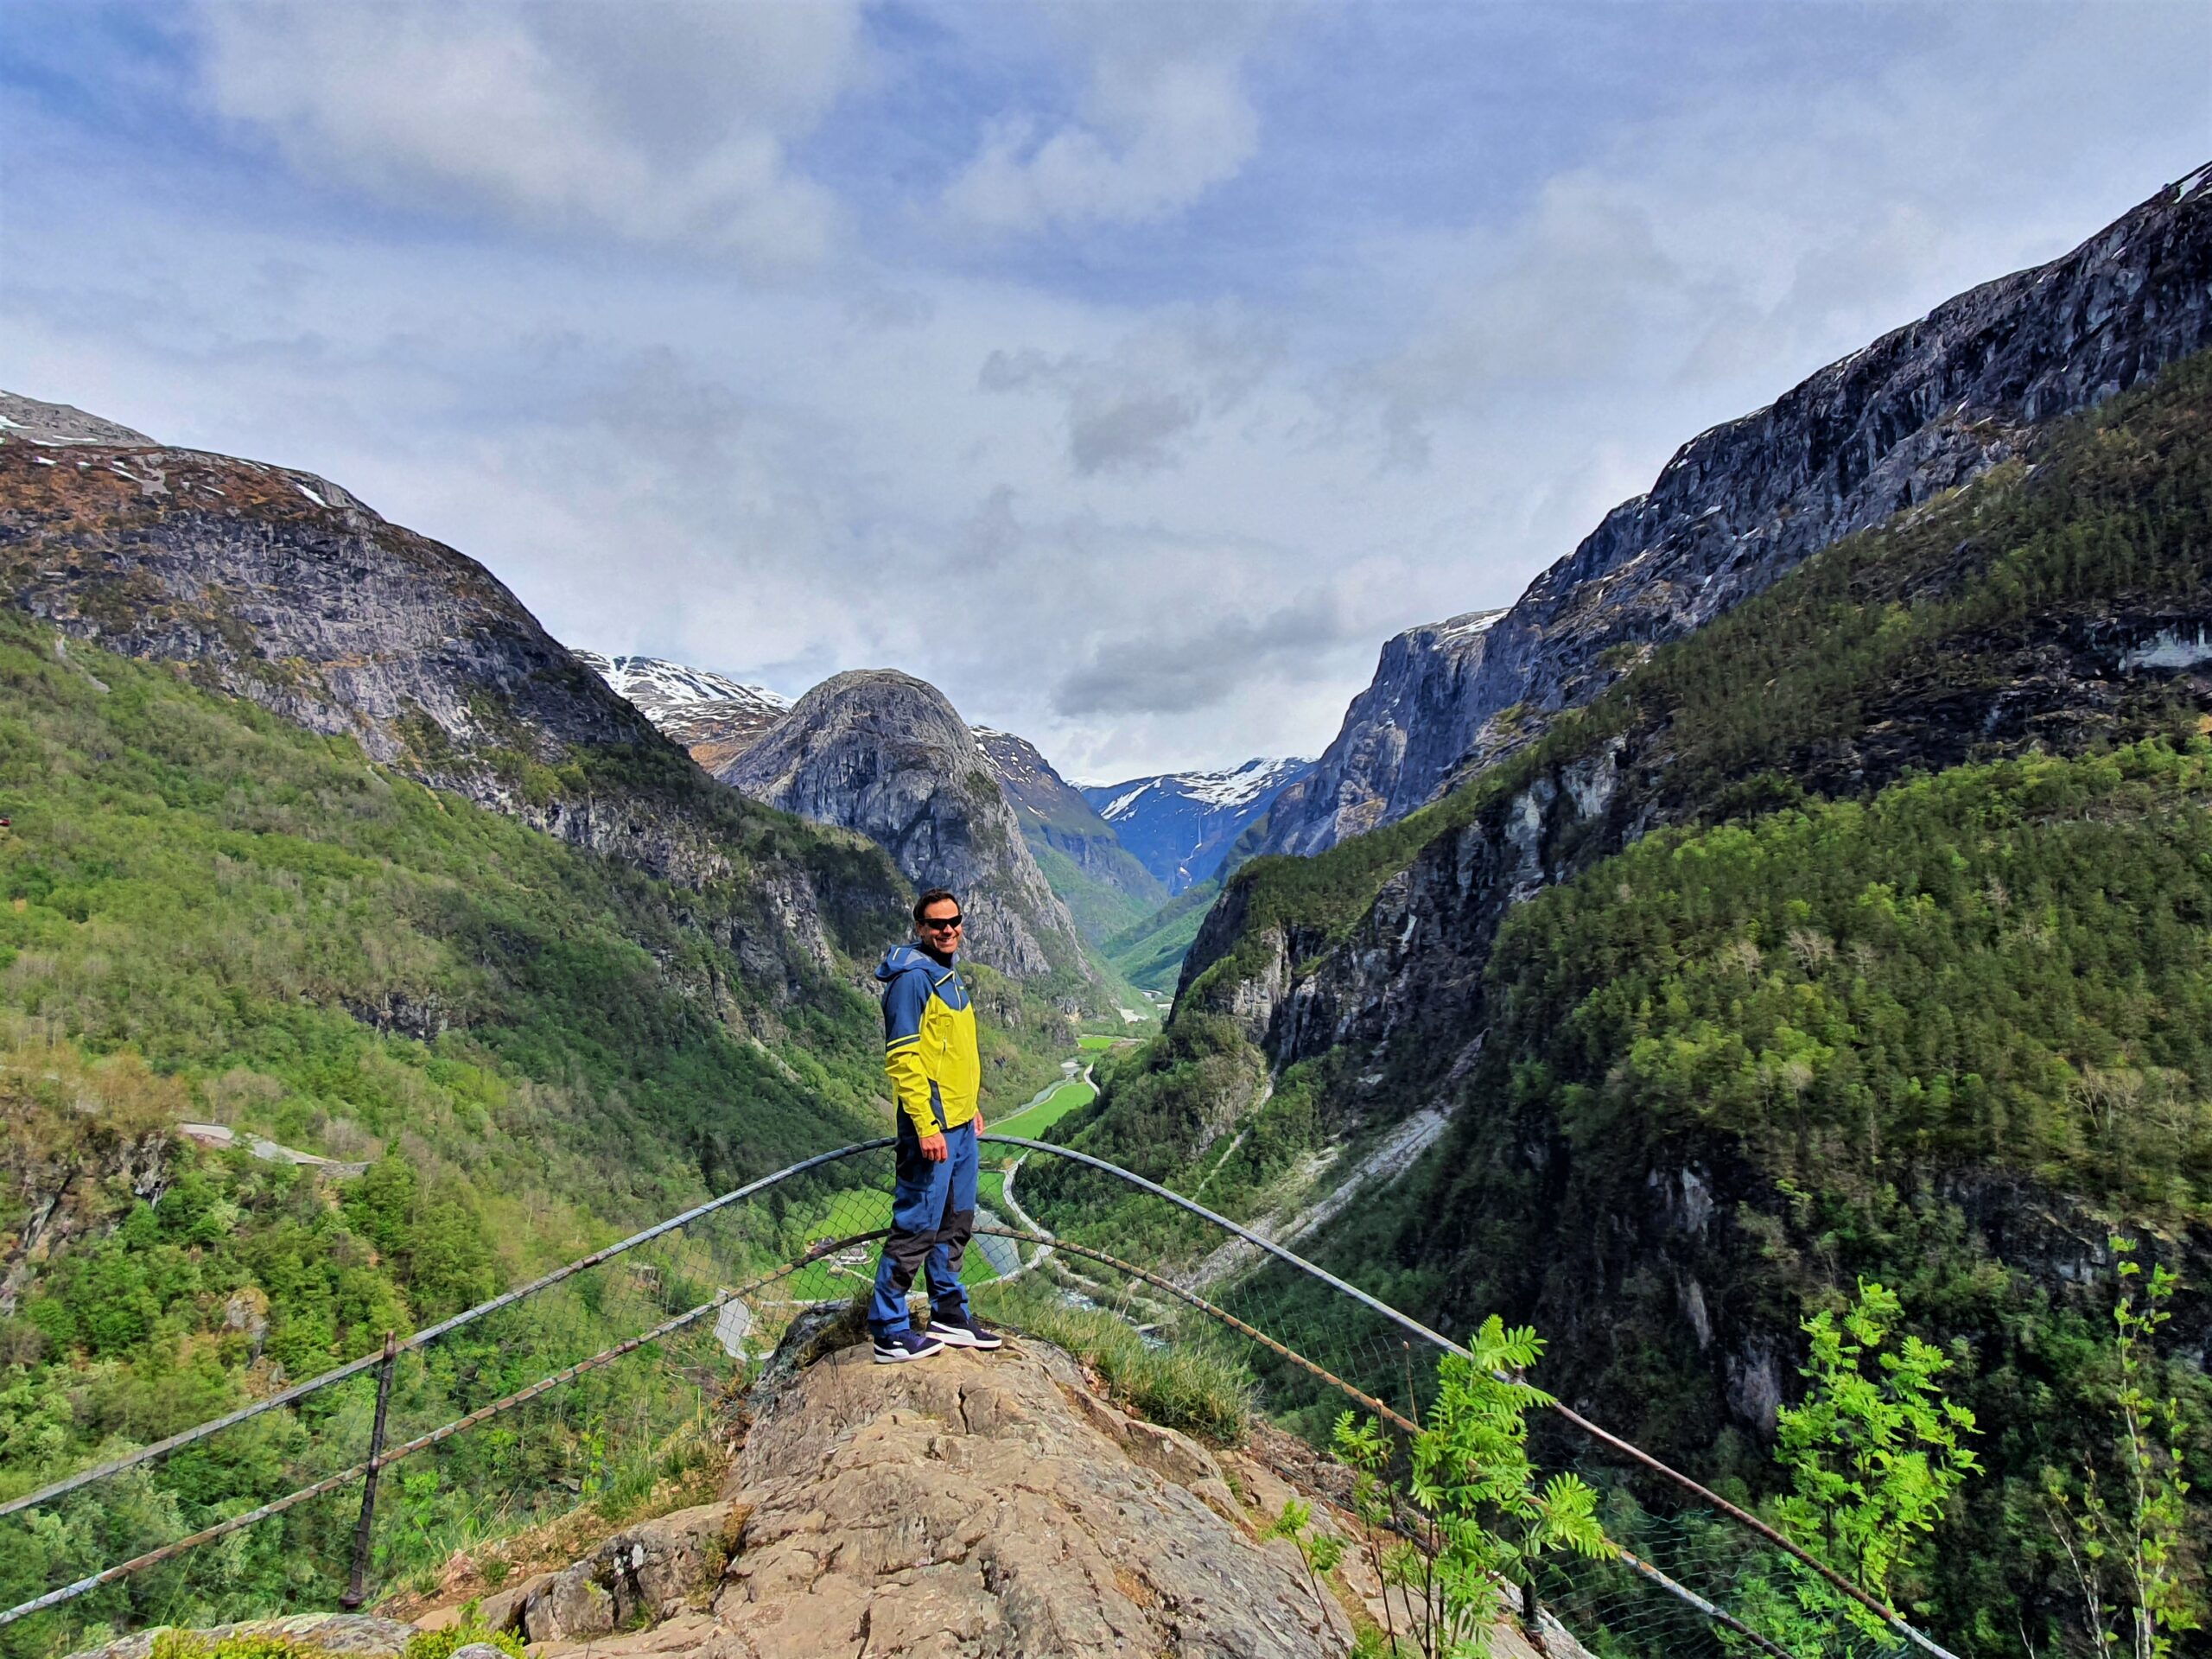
[1084,758,1312,893]
[1256,612,1504,858]
[568,649,1160,955]
[575,651,791,774]
[720,671,1093,982]
[1044,349,2212,1651]
[1257,167,2212,857]
[973,726,1166,941]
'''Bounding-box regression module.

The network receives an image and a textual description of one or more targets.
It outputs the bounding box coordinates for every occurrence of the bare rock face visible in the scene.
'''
[522,1334,1351,1659]
[1258,168,2212,858]
[0,431,652,817]
[721,671,1090,982]
[0,391,154,448]
[1257,612,1503,859]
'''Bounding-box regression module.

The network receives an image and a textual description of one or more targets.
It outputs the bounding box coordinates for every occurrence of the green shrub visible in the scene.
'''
[400,1620,526,1659]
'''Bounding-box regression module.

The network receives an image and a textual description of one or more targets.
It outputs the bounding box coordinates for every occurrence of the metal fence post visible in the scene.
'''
[340,1331,398,1611]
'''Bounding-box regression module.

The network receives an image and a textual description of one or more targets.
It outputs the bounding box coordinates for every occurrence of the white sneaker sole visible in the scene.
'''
[927,1325,1002,1351]
[873,1340,945,1363]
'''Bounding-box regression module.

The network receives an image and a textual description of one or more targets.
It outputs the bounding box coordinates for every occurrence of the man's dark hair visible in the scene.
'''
[913,888,960,925]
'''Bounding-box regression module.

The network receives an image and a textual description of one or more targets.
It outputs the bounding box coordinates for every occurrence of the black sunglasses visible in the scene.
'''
[919,915,964,931]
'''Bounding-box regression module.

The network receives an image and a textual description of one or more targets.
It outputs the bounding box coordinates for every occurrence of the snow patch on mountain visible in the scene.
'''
[1436,608,1506,641]
[1101,781,1158,821]
[1178,758,1310,810]
[575,652,790,714]
[1081,758,1313,893]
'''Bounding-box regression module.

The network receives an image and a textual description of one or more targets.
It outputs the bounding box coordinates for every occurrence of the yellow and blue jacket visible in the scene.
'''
[876,943,981,1135]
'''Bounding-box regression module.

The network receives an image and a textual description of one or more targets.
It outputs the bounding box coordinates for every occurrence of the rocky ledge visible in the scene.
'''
[485,1329,1346,1658]
[84,1325,1596,1659]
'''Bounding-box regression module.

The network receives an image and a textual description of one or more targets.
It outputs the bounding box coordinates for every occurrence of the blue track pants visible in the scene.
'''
[868,1115,976,1334]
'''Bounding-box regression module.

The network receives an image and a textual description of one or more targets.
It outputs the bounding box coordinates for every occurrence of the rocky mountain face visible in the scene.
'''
[575,651,791,775]
[1083,758,1313,893]
[0,395,908,982]
[570,649,1162,951]
[1257,612,1505,858]
[1258,168,2212,858]
[720,670,1092,981]
[1070,182,2212,1644]
[0,392,153,448]
[974,726,1166,925]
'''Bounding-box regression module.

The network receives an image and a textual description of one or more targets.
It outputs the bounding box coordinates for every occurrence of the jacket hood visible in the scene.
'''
[876,942,954,981]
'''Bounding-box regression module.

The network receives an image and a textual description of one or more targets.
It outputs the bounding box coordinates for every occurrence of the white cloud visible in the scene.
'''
[6,0,2203,782]
[192,0,861,270]
[1330,1,2210,474]
[944,6,1267,233]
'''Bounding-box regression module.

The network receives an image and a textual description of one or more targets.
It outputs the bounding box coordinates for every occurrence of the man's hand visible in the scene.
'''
[974,1109,985,1137]
[920,1131,948,1161]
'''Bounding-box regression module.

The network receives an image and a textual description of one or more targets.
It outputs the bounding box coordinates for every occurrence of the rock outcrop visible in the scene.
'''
[482,1332,1352,1658]
[478,1501,744,1645]
[1257,166,2212,857]
[721,671,1090,981]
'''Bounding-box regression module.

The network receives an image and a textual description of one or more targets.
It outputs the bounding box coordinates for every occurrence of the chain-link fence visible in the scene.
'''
[0,1135,1943,1659]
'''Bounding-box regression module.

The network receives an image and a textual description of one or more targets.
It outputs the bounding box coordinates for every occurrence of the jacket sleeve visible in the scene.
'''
[882,971,938,1135]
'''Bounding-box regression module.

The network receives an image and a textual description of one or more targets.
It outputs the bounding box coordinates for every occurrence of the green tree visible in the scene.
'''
[1741,1280,1980,1650]
[2041,1239,2202,1659]
[1332,1317,1611,1657]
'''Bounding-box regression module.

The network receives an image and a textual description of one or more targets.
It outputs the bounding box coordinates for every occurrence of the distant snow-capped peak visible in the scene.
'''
[1095,758,1308,821]
[1180,756,1309,809]
[575,652,790,712]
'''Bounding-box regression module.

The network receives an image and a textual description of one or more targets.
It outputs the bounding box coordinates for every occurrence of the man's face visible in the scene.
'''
[916,899,963,952]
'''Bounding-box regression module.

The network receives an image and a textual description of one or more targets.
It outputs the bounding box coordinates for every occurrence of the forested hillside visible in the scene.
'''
[0,613,1080,1641]
[1035,352,2212,1650]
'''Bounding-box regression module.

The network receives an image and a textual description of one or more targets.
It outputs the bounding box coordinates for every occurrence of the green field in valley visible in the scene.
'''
[995,1076,1096,1137]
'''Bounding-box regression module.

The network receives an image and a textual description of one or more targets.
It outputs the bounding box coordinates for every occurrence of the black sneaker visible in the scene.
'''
[926,1309,1003,1351]
[873,1327,946,1363]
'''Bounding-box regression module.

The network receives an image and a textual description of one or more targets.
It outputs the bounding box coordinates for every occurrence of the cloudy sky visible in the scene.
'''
[3,2,2205,780]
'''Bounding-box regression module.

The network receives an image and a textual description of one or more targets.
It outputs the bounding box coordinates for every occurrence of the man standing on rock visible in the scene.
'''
[868,888,1005,1362]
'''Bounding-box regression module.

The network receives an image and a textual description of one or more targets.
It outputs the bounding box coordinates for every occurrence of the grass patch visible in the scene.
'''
[977,1274,1252,1445]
